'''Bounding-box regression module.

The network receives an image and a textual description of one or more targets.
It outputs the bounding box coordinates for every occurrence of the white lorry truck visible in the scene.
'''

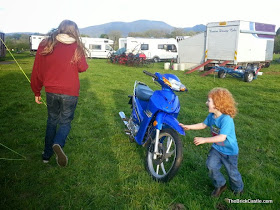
[119,37,178,62]
[178,20,276,70]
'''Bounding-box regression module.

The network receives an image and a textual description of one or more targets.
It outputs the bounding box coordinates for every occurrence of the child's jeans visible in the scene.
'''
[43,92,78,159]
[206,147,244,192]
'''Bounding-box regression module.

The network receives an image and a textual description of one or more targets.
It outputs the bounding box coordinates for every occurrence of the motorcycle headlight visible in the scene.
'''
[168,78,186,91]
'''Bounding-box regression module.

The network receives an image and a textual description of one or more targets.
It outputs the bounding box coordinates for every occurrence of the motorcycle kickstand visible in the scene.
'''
[124,129,135,143]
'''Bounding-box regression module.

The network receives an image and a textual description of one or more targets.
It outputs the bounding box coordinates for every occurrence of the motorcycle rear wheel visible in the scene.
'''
[145,128,183,182]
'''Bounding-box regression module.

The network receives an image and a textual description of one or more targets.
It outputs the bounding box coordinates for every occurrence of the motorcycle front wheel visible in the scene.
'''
[145,128,183,182]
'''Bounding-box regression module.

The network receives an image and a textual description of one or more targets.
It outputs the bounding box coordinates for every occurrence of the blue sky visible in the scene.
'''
[0,0,279,33]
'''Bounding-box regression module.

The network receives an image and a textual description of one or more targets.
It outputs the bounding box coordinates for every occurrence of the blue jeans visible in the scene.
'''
[206,147,244,192]
[43,93,78,159]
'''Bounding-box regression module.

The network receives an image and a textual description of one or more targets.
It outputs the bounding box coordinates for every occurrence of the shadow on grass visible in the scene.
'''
[0,74,123,209]
[0,70,51,208]
[61,77,123,209]
[111,87,147,162]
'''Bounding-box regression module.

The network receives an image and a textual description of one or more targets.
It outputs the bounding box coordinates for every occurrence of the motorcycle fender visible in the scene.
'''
[155,112,185,135]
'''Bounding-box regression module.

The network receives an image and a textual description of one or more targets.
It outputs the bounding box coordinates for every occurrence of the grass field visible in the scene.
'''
[1,52,280,209]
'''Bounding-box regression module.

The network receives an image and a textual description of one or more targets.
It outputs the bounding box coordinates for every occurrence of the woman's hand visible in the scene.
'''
[35,96,42,104]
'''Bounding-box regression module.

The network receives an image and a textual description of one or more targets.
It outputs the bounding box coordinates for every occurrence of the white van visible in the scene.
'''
[119,37,178,62]
[81,37,114,58]
[30,35,47,51]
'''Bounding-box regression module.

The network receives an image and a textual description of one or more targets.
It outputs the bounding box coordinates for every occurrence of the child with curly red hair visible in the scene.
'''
[179,87,244,197]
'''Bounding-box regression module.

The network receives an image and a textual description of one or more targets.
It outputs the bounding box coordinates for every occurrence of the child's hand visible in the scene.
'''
[194,137,205,146]
[179,123,191,130]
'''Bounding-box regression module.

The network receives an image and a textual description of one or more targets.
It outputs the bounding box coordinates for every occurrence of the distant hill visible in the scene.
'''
[184,24,206,32]
[80,20,206,37]
[6,32,44,36]
[5,20,206,37]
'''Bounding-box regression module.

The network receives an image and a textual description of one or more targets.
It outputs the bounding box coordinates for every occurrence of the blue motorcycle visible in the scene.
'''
[119,70,187,182]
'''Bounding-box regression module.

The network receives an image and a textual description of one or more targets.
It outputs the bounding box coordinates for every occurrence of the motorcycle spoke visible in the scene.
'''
[161,163,167,174]
[155,163,167,175]
[166,137,173,153]
[156,164,160,174]
[165,150,175,159]
[165,137,174,161]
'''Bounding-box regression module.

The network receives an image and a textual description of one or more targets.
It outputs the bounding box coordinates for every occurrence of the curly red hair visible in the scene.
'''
[208,88,237,118]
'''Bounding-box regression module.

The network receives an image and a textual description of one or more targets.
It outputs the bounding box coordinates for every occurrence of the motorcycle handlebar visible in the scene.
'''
[143,70,158,80]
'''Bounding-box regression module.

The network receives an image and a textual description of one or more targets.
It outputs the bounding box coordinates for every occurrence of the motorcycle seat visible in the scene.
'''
[135,84,154,101]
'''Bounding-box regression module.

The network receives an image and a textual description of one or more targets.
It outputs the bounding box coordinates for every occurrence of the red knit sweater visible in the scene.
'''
[31,42,88,97]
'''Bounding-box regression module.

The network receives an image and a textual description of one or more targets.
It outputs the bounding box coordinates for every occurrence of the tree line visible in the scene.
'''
[4,33,31,51]
[274,28,280,53]
[94,28,197,50]
[3,27,280,53]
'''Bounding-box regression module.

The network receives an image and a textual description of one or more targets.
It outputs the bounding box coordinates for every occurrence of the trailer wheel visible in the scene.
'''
[218,70,226,79]
[244,71,254,82]
[204,65,212,71]
[264,62,270,68]
[153,56,160,63]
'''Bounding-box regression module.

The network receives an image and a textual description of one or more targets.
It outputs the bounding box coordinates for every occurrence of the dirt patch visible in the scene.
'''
[170,203,186,210]
[264,72,280,75]
[216,203,230,210]
[0,61,15,65]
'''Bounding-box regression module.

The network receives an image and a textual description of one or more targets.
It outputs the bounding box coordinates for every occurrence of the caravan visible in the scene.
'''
[29,35,114,58]
[81,37,114,58]
[30,35,47,51]
[119,37,178,62]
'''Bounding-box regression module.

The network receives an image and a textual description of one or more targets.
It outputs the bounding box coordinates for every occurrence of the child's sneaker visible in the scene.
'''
[233,190,244,195]
[211,184,227,197]
[52,144,68,167]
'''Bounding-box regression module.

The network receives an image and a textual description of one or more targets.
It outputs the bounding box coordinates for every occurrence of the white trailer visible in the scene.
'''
[206,20,276,67]
[178,32,206,70]
[30,35,47,51]
[119,37,178,62]
[178,20,276,70]
[81,37,114,58]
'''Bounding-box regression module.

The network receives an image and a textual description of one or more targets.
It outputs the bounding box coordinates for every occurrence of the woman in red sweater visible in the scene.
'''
[31,20,88,167]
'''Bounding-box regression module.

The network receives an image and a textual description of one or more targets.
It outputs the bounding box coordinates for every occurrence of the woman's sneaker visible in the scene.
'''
[52,144,68,167]
[42,152,50,163]
[43,158,50,163]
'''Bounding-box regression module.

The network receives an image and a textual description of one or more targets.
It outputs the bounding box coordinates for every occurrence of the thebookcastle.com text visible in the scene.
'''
[226,199,273,204]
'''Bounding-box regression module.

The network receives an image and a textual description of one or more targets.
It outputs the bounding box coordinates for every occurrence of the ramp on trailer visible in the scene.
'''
[185,59,213,74]
[200,60,230,77]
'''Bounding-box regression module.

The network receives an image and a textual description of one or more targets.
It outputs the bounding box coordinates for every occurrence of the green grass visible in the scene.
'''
[1,52,280,209]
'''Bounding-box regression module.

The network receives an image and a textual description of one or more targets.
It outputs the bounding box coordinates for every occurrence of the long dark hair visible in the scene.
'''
[41,20,86,63]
